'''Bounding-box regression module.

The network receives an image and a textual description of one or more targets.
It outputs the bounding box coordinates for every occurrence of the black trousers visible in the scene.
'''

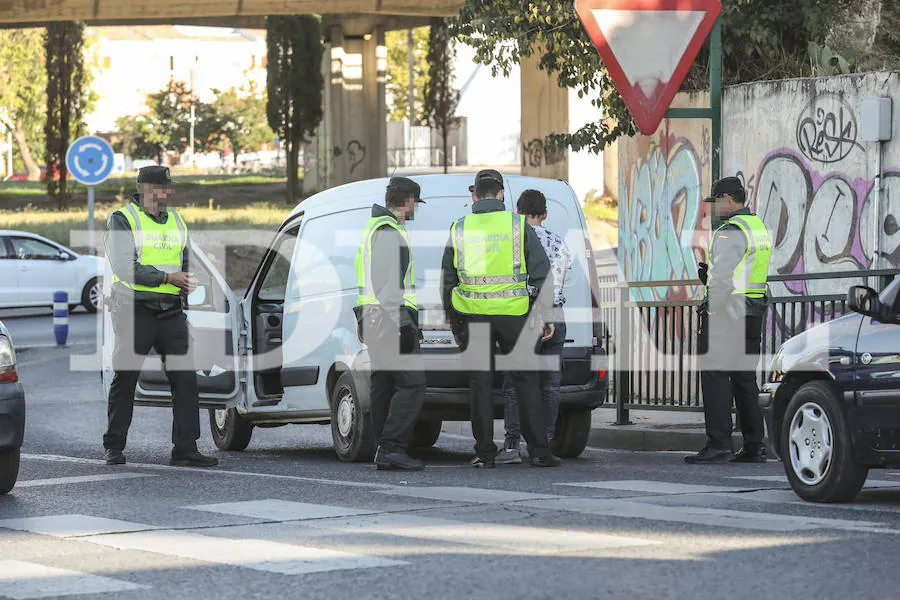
[699,312,765,451]
[367,320,426,453]
[460,314,550,460]
[104,304,201,452]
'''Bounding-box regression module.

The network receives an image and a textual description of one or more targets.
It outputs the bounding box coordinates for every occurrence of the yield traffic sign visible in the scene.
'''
[575,0,722,135]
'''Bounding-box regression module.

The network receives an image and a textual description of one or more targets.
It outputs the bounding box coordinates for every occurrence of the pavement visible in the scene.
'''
[5,343,900,600]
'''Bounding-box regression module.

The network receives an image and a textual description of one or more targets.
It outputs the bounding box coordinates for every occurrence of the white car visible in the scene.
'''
[0,231,103,312]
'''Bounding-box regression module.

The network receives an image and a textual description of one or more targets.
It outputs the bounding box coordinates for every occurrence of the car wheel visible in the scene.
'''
[551,408,592,458]
[411,420,442,448]
[330,372,376,462]
[81,278,101,313]
[0,448,20,494]
[781,381,867,503]
[208,408,253,451]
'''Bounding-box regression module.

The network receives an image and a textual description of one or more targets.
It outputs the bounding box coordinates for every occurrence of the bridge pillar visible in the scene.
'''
[520,50,569,180]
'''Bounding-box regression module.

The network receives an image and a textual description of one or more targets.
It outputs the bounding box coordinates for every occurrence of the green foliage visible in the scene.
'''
[45,21,88,210]
[0,28,46,179]
[451,0,867,154]
[386,27,429,122]
[422,18,460,173]
[212,81,274,163]
[266,14,324,204]
[808,42,856,77]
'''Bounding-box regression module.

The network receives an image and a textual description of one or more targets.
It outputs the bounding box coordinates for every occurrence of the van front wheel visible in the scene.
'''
[330,372,376,462]
[551,409,592,458]
[209,408,254,451]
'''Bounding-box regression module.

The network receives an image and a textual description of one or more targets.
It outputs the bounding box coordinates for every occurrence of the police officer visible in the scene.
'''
[685,176,772,464]
[354,177,427,471]
[103,165,217,468]
[440,170,558,468]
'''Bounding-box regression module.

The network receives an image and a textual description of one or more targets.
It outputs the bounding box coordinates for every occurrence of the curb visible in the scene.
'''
[16,342,94,352]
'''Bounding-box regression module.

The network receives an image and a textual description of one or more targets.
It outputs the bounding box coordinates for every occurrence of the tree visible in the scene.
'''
[145,80,192,162]
[112,114,161,160]
[212,82,274,164]
[266,15,324,205]
[0,29,46,180]
[422,19,460,174]
[45,21,89,209]
[451,0,866,154]
[385,27,429,122]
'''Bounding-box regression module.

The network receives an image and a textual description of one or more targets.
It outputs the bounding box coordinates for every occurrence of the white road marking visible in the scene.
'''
[186,499,377,521]
[555,480,757,494]
[0,515,160,538]
[377,486,563,503]
[78,529,406,575]
[727,475,900,488]
[16,473,153,488]
[302,512,658,554]
[518,497,896,534]
[21,453,393,490]
[0,560,147,599]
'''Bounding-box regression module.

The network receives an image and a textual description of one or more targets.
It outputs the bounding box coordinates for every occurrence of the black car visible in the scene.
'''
[760,278,900,503]
[0,319,24,494]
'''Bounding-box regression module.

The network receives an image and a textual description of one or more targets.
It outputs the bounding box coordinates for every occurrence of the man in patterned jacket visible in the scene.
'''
[496,189,573,464]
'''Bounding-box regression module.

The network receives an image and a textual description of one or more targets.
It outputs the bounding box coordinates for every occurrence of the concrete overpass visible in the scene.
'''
[2,0,574,189]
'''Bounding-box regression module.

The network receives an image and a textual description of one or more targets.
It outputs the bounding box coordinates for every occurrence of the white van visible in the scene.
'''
[101,174,608,460]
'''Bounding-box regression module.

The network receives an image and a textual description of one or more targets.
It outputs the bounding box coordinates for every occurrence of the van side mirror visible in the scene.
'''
[847,285,887,320]
[187,285,207,306]
[57,251,73,261]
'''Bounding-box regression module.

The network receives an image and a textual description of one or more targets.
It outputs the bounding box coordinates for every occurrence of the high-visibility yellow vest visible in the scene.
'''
[450,211,529,316]
[355,215,417,310]
[110,203,187,295]
[708,213,772,298]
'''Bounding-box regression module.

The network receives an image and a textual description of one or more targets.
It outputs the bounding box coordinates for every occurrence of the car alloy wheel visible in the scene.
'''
[788,401,834,486]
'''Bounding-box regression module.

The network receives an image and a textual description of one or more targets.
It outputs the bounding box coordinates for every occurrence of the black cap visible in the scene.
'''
[387,176,424,203]
[704,176,744,202]
[136,165,173,185]
[469,169,504,193]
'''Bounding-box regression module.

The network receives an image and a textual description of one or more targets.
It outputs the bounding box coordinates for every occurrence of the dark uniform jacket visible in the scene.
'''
[106,195,190,312]
[440,199,552,335]
[705,206,769,318]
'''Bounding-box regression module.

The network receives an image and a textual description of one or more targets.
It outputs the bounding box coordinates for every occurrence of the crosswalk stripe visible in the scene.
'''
[78,529,407,575]
[376,486,563,503]
[16,473,153,488]
[0,515,159,538]
[517,497,895,534]
[300,512,659,554]
[555,480,759,494]
[0,560,147,599]
[727,475,900,488]
[186,499,378,521]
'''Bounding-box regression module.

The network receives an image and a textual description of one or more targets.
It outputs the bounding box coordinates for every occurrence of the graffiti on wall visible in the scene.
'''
[748,150,900,297]
[522,138,563,169]
[796,94,864,164]
[619,138,706,302]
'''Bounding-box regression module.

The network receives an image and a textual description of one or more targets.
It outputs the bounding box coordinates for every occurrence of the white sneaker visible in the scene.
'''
[495,448,522,464]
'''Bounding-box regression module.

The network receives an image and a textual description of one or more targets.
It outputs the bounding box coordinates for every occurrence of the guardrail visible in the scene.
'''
[596,266,900,423]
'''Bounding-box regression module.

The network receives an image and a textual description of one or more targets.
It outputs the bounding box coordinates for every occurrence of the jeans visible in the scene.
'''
[502,321,566,445]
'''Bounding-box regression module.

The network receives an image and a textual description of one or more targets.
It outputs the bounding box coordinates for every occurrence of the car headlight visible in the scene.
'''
[768,351,784,383]
[0,335,18,383]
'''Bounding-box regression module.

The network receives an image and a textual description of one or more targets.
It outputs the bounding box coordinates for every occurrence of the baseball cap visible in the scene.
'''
[137,165,173,185]
[469,169,504,193]
[703,176,744,202]
[387,176,425,203]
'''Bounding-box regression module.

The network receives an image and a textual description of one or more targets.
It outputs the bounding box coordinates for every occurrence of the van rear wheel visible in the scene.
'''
[209,408,254,451]
[330,372,376,462]
[551,409,592,458]
[0,448,20,494]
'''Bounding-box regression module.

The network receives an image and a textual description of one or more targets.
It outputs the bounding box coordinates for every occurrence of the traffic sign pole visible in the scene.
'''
[88,186,95,254]
[66,135,114,256]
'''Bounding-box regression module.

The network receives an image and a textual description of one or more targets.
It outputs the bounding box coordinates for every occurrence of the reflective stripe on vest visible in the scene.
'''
[355,215,417,310]
[708,213,772,298]
[450,211,529,316]
[109,204,187,295]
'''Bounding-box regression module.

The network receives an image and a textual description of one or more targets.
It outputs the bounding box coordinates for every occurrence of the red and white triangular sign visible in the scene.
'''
[575,0,722,135]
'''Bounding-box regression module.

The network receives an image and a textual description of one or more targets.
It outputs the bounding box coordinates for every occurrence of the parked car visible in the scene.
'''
[760,277,900,503]
[101,174,608,461]
[0,320,24,494]
[0,231,103,312]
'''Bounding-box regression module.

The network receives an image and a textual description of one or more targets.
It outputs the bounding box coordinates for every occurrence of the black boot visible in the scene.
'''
[170,448,218,467]
[731,445,767,463]
[104,449,126,465]
[374,446,424,471]
[683,446,734,464]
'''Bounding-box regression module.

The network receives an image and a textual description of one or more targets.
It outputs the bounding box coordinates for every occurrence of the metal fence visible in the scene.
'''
[596,267,900,420]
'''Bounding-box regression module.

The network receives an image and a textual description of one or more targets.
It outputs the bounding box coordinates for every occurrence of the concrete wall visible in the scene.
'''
[724,72,900,297]
[520,50,569,180]
[617,92,712,302]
